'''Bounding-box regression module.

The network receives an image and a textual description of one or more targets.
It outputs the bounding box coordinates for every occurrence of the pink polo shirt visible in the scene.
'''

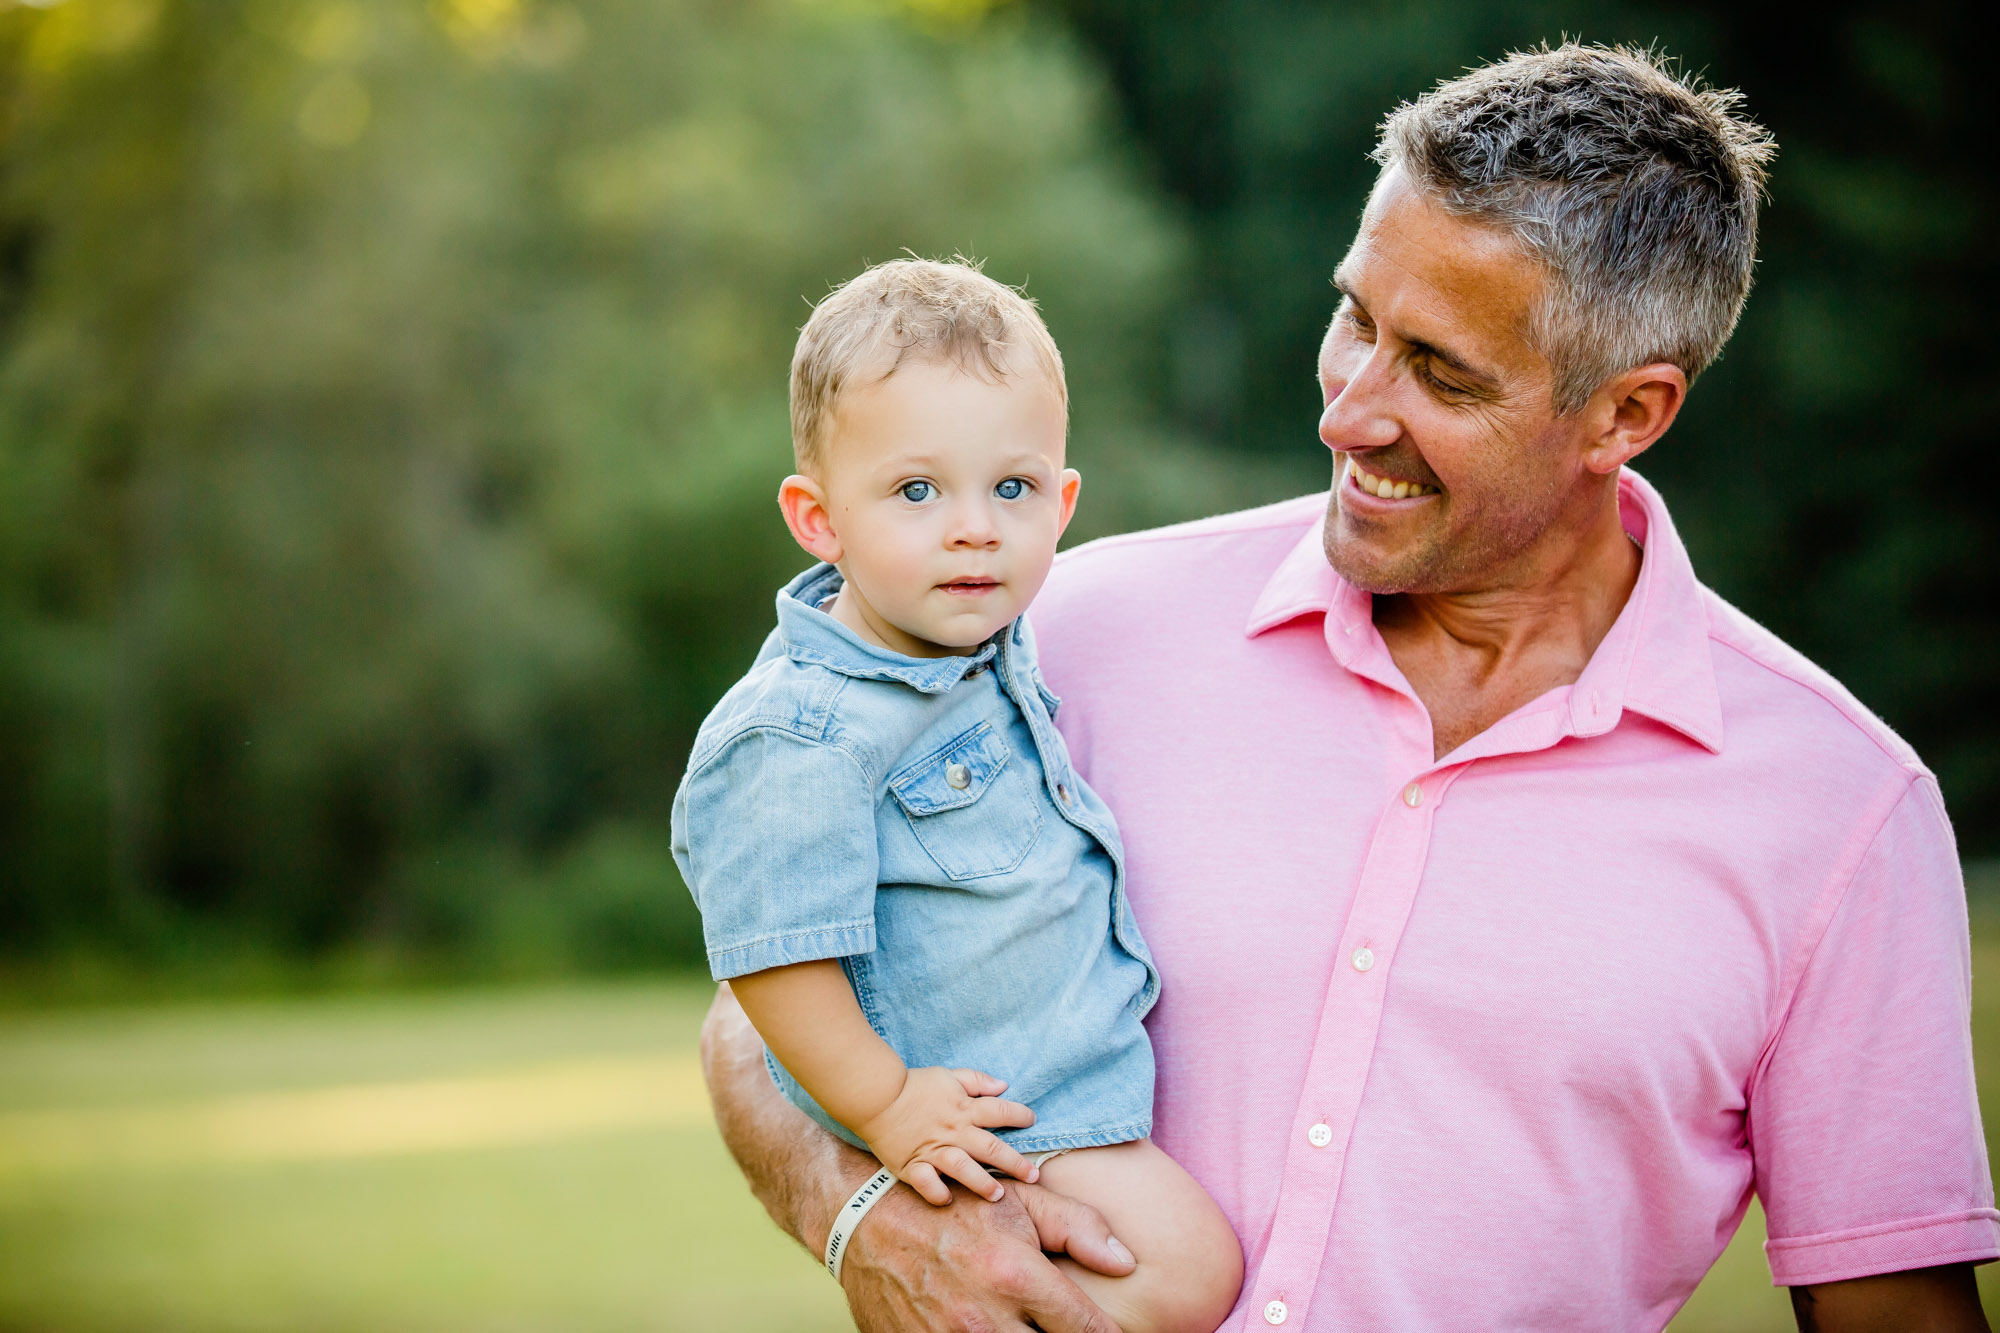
[1032,471,1997,1331]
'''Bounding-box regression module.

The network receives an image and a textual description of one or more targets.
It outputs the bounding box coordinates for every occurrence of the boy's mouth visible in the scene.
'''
[939,577,1001,596]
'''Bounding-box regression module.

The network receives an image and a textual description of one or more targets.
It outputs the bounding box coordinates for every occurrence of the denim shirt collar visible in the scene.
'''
[775,563,1003,694]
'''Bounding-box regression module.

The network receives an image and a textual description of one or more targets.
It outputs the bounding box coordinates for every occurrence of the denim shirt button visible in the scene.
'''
[1057,783,1073,805]
[946,763,972,790]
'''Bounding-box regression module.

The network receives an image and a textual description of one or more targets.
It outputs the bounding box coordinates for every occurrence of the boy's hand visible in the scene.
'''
[854,1067,1039,1205]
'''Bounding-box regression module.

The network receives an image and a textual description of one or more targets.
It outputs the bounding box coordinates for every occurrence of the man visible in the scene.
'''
[702,43,1997,1331]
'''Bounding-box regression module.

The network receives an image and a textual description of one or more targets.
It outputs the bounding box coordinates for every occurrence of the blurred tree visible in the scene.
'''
[1044,0,2000,850]
[0,0,1264,967]
[4,0,1991,977]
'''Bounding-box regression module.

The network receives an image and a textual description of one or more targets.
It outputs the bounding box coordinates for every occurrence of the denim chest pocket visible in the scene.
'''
[888,723,1043,881]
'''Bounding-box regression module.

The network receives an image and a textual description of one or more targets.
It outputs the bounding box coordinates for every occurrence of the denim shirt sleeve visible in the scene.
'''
[675,726,879,980]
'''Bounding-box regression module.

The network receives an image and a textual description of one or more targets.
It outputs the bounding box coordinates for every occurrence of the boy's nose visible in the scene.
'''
[948,503,1002,547]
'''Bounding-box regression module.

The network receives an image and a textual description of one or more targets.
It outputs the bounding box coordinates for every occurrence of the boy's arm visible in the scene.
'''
[730,959,1041,1203]
[699,983,1132,1333]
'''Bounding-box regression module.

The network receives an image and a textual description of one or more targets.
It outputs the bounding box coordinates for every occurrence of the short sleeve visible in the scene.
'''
[1750,774,2000,1285]
[671,727,879,981]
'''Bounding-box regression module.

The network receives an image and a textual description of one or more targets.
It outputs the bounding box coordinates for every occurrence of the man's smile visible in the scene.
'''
[1345,456,1440,501]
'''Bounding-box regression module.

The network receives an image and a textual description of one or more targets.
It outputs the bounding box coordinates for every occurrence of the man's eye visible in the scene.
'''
[1416,361,1469,398]
[899,481,934,503]
[995,478,1027,500]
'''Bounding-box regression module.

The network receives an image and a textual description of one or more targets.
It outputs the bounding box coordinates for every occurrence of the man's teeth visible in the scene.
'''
[1350,461,1437,499]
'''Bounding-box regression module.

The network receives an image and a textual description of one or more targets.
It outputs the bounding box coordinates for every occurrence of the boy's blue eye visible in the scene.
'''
[995,478,1026,500]
[899,481,934,503]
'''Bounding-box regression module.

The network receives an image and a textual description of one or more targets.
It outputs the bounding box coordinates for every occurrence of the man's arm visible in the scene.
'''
[698,982,1135,1333]
[1791,1263,1989,1331]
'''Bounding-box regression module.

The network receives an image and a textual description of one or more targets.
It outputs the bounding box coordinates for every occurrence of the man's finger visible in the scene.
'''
[1016,1181,1136,1277]
[1014,1264,1125,1333]
[969,1096,1037,1130]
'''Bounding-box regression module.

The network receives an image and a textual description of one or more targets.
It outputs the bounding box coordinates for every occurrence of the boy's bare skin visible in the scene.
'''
[754,355,1079,1204]
[730,352,1241,1332]
[731,959,1040,1204]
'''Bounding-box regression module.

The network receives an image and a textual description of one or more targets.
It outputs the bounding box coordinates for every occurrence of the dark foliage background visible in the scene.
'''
[1,0,1991,980]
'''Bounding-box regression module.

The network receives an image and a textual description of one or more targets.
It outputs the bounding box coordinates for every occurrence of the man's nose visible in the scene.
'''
[1319,350,1401,454]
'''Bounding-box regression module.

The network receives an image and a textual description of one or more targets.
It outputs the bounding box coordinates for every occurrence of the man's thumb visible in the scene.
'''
[1017,1183,1137,1277]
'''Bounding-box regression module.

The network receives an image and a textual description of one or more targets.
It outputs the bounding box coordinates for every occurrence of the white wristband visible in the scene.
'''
[824,1167,897,1283]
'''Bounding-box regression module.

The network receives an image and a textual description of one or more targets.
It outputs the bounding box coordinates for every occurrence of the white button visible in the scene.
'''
[1264,1299,1289,1325]
[946,763,971,789]
[1402,782,1423,807]
[1307,1122,1333,1148]
[1057,783,1072,805]
[1352,947,1375,972]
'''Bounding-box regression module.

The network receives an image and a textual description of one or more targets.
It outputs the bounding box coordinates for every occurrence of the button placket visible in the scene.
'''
[1244,764,1458,1329]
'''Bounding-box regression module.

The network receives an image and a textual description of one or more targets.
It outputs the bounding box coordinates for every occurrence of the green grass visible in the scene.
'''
[2,923,1998,1333]
[0,981,850,1333]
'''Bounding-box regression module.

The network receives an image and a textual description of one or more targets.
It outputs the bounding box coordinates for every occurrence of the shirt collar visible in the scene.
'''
[775,563,1000,693]
[1244,470,1725,754]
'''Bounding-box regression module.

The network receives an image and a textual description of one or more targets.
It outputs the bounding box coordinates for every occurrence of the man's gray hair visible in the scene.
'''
[1374,43,1777,414]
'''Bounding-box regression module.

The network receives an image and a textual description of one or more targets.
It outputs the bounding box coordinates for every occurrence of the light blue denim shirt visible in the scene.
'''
[671,563,1160,1154]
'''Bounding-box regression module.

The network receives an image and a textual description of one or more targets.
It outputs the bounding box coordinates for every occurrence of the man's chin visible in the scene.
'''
[1323,527,1435,596]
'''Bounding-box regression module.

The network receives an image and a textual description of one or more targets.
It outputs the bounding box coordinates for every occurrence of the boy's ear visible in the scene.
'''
[778,474,843,565]
[1056,468,1081,538]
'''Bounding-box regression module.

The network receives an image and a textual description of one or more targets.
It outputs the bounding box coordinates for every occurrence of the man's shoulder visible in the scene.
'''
[1041,493,1326,625]
[1700,586,1926,780]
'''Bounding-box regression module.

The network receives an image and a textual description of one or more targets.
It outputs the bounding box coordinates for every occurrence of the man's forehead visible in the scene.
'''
[1333,169,1543,355]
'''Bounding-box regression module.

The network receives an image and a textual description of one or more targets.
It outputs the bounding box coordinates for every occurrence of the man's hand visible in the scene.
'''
[1790,1263,1989,1332]
[853,1065,1040,1204]
[842,1175,1136,1333]
[700,982,1134,1333]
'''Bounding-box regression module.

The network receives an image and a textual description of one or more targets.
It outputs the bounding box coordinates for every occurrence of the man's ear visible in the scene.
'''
[778,474,843,565]
[1582,363,1687,476]
[1055,468,1082,538]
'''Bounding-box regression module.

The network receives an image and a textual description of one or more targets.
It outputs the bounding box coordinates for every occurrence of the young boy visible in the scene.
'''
[671,258,1241,1332]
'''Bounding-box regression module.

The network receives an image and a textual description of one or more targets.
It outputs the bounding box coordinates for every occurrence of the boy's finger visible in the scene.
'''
[951,1068,1008,1097]
[902,1162,951,1207]
[969,1095,1037,1130]
[975,1131,1041,1185]
[935,1147,1004,1202]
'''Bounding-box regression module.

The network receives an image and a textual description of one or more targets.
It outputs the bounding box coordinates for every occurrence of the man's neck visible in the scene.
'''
[1373,492,1642,761]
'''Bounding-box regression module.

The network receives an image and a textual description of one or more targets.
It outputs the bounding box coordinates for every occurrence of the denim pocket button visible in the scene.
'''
[890,723,1042,880]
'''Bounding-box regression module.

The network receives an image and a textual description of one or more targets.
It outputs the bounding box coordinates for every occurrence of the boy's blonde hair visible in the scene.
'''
[789,257,1068,473]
